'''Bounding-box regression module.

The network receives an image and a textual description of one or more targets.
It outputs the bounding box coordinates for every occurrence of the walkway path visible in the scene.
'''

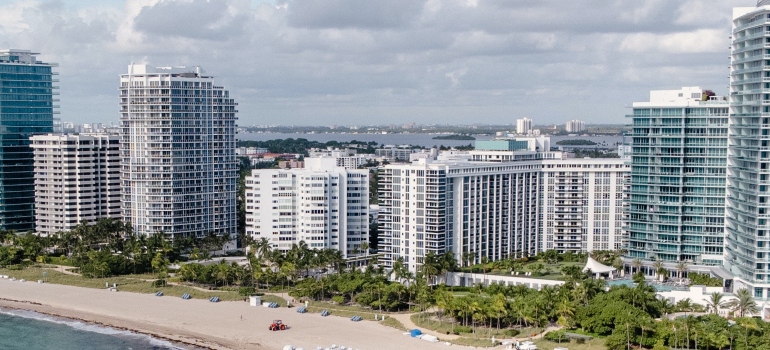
[45,264,80,276]
[388,312,461,340]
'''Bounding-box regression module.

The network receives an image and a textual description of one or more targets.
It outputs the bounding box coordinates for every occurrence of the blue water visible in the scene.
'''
[237,132,624,148]
[0,308,189,350]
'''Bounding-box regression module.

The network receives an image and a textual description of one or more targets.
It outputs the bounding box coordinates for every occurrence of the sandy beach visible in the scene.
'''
[0,278,479,350]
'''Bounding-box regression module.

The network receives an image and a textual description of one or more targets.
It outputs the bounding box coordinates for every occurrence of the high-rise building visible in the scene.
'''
[565,119,586,133]
[0,50,57,231]
[378,142,628,273]
[120,64,238,240]
[516,118,532,135]
[30,133,121,236]
[728,3,770,299]
[626,87,728,266]
[244,158,369,257]
[540,159,628,253]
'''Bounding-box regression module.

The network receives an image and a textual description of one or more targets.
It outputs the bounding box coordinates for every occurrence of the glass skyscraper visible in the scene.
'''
[627,87,728,267]
[0,50,56,231]
[727,2,770,300]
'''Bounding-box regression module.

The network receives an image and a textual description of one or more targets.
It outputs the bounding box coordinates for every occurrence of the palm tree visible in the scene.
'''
[677,298,694,317]
[480,256,490,285]
[737,317,759,350]
[726,288,760,317]
[421,252,440,286]
[631,258,643,275]
[705,291,725,315]
[652,260,665,281]
[253,237,271,265]
[491,293,507,330]
[435,289,454,326]
[676,261,688,283]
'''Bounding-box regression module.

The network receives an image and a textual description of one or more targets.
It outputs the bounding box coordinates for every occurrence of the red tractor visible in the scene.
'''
[269,319,287,331]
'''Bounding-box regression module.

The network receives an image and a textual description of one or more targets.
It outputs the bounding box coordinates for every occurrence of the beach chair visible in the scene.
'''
[320,310,330,317]
[155,291,163,297]
[182,293,191,300]
[297,307,307,313]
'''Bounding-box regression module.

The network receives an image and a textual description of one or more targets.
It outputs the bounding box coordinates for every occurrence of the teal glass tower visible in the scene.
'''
[627,87,728,266]
[0,50,57,231]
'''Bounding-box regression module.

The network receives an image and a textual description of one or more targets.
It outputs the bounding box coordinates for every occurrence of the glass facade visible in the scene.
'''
[0,50,56,231]
[627,89,728,265]
[727,7,770,296]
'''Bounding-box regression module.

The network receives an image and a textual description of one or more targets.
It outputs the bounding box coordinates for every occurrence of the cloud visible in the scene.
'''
[132,0,249,40]
[285,0,426,29]
[0,0,751,126]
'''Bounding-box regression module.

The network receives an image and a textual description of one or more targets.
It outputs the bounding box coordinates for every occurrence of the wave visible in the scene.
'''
[0,307,188,350]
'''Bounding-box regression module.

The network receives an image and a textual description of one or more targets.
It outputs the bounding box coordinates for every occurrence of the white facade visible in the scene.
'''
[516,118,532,135]
[120,64,238,239]
[376,146,416,162]
[565,119,586,133]
[540,159,629,253]
[378,149,628,273]
[728,4,770,300]
[308,148,373,169]
[245,158,369,257]
[31,133,121,236]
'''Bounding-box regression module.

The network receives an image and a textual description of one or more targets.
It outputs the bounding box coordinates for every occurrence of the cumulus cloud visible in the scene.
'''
[0,0,752,125]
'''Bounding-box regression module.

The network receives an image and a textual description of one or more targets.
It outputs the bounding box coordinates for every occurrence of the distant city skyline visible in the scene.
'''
[0,0,752,125]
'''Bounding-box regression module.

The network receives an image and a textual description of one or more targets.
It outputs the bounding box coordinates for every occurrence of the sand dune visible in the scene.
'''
[0,278,478,350]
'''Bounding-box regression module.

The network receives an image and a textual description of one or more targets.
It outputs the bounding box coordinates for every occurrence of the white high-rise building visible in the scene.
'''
[245,158,369,257]
[31,133,121,236]
[516,118,532,135]
[540,159,628,253]
[729,3,770,301]
[120,64,238,240]
[565,119,586,133]
[378,143,628,273]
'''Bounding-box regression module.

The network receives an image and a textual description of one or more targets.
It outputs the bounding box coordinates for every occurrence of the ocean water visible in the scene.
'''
[0,308,189,350]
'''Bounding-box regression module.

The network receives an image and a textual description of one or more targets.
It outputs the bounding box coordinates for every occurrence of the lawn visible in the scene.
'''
[0,267,289,305]
[410,312,524,339]
[475,261,585,281]
[532,337,606,350]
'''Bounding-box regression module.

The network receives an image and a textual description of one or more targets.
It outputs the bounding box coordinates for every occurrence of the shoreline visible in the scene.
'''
[0,279,478,350]
[0,297,240,350]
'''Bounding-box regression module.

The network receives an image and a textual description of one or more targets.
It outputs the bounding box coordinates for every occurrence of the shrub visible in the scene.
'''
[453,326,472,334]
[152,279,167,287]
[239,286,255,297]
[331,295,345,304]
[504,329,520,337]
[544,330,567,342]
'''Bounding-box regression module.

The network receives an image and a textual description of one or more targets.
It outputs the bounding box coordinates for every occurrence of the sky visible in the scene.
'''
[0,0,754,126]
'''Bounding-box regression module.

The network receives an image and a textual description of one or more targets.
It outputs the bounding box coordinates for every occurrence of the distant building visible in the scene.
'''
[516,118,532,134]
[308,148,373,169]
[565,120,586,133]
[31,134,121,236]
[120,64,238,241]
[245,158,369,257]
[0,49,57,231]
[376,145,417,162]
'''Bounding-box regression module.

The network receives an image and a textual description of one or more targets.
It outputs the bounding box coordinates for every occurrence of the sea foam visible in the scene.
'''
[0,307,188,350]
